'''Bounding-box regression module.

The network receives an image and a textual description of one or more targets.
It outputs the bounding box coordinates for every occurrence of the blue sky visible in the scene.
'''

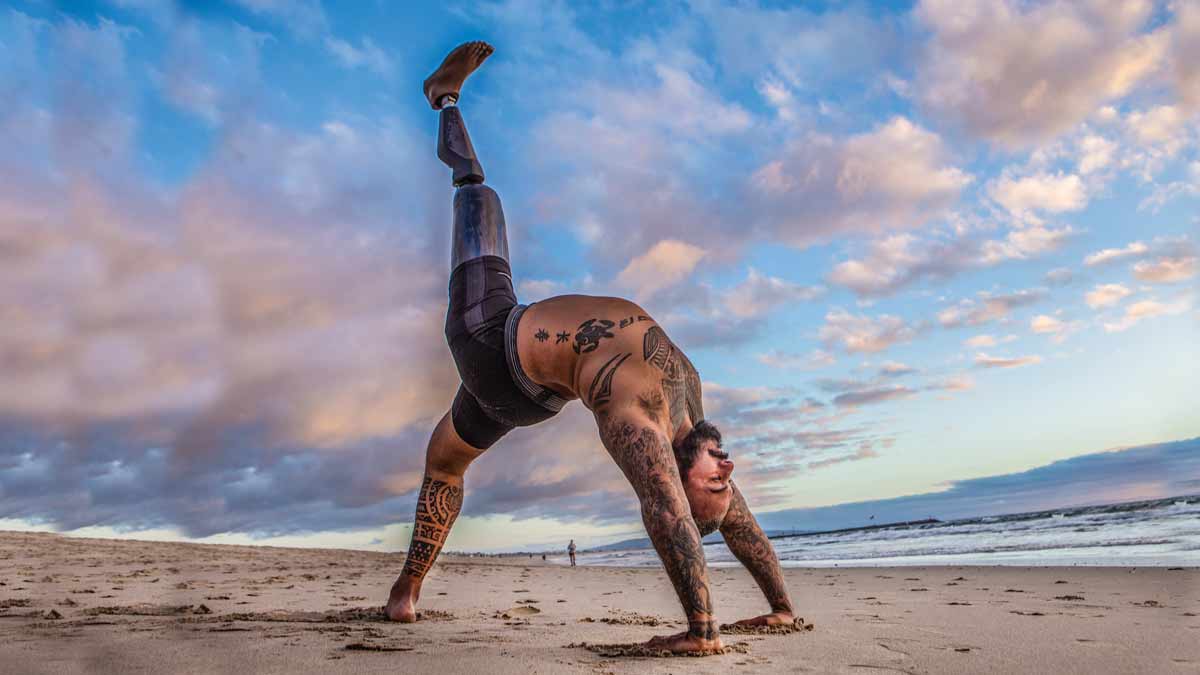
[0,0,1197,552]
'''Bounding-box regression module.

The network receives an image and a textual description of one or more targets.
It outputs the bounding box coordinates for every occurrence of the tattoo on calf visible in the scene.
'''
[588,352,631,409]
[402,476,464,579]
[574,318,615,354]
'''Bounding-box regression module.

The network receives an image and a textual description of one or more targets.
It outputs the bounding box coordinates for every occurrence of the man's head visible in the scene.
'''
[673,420,734,536]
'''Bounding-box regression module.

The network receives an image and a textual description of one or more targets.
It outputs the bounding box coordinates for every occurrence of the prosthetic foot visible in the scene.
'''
[424,41,493,110]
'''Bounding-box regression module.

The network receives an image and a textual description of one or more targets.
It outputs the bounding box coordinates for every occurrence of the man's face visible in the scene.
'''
[680,439,735,536]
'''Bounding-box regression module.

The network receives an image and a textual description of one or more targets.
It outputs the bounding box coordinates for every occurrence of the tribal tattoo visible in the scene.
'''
[719,483,793,615]
[587,352,632,409]
[642,326,704,429]
[401,476,464,579]
[573,318,615,354]
[598,416,715,639]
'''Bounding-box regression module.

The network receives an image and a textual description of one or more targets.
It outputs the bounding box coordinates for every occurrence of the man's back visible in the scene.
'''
[516,295,704,440]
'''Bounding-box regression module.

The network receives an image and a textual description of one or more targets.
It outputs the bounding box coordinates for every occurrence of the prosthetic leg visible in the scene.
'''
[440,104,509,267]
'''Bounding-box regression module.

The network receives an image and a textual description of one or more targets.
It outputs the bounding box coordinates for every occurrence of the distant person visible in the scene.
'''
[385,41,795,656]
[568,539,577,567]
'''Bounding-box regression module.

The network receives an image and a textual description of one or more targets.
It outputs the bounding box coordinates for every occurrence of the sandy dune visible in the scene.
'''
[0,531,1196,673]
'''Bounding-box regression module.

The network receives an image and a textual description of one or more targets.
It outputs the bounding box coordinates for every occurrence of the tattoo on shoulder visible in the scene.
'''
[588,352,631,408]
[573,318,615,354]
[642,326,704,428]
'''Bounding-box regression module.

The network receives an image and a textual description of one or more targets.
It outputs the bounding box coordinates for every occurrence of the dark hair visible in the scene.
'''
[673,420,722,477]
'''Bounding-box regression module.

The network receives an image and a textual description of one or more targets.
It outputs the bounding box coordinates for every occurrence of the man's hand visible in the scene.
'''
[733,610,795,627]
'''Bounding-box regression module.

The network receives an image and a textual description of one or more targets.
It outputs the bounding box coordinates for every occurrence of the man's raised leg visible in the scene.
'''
[386,412,485,622]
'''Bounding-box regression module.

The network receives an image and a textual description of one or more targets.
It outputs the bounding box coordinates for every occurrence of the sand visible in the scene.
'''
[0,531,1196,674]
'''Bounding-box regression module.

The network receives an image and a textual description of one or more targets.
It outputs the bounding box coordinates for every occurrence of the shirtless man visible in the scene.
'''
[385,42,795,654]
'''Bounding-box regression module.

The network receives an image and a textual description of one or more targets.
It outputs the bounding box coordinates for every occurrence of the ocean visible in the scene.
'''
[574,495,1200,567]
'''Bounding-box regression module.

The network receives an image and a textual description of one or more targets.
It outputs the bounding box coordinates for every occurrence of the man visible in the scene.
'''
[568,539,577,567]
[385,41,795,655]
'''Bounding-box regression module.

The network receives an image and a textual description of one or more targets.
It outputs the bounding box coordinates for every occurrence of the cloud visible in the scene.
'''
[750,117,972,246]
[926,375,974,392]
[1083,240,1149,266]
[974,353,1042,369]
[915,0,1168,147]
[756,349,836,371]
[1030,314,1063,334]
[615,239,707,301]
[325,36,393,77]
[830,227,1074,298]
[879,361,918,378]
[722,269,823,319]
[988,171,1087,221]
[230,0,328,38]
[1130,237,1198,283]
[806,445,880,471]
[1085,283,1132,308]
[819,309,919,354]
[1134,255,1197,283]
[833,386,917,408]
[757,437,1200,532]
[1103,296,1192,332]
[938,289,1046,328]
[1044,267,1074,286]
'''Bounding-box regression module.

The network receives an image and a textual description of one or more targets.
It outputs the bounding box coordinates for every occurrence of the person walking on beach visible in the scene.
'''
[385,41,795,655]
[568,540,577,567]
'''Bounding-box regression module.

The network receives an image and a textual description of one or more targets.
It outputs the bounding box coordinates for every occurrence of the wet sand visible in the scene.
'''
[1,531,1196,674]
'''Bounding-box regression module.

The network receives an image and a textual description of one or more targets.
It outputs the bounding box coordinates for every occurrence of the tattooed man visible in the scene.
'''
[386,42,795,654]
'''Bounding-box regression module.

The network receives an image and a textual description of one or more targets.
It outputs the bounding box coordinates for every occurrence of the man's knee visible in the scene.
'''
[425,415,484,477]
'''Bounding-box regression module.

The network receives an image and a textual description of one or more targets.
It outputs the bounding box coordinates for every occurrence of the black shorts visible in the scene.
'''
[445,256,568,449]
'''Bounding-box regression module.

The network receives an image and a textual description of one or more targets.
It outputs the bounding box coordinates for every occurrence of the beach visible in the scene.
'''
[0,531,1195,674]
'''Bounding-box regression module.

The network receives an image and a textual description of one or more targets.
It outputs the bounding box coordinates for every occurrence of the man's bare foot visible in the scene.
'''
[424,41,494,109]
[644,630,724,655]
[385,577,419,622]
[385,594,417,622]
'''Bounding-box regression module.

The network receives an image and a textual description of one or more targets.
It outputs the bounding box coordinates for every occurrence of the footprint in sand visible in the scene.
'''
[497,605,541,619]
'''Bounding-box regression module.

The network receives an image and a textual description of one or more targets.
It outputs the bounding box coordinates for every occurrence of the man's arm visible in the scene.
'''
[597,410,720,648]
[719,482,794,623]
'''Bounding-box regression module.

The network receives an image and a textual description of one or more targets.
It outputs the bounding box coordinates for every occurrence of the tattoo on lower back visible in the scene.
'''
[573,318,615,354]
[588,352,631,409]
[642,326,705,429]
[534,328,549,342]
[555,331,570,344]
[402,476,463,578]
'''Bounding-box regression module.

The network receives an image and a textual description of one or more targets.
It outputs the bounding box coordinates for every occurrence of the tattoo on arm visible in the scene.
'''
[719,483,793,614]
[587,352,631,409]
[598,416,717,639]
[401,476,464,579]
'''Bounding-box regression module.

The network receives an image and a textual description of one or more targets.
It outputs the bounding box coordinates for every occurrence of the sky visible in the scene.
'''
[0,0,1197,553]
